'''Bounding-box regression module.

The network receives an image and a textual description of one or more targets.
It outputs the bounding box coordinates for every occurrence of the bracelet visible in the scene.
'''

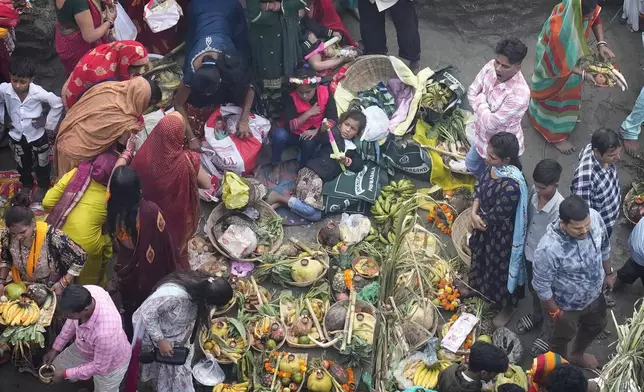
[548,308,562,320]
[597,40,608,47]
[188,137,199,142]
[582,70,586,81]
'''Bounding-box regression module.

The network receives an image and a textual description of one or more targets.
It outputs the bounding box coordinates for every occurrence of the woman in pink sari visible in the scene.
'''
[54,0,116,73]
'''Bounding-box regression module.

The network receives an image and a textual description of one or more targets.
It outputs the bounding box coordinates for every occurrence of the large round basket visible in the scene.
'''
[248,316,287,353]
[198,317,249,365]
[339,55,398,95]
[204,200,283,262]
[451,207,472,266]
[623,188,638,225]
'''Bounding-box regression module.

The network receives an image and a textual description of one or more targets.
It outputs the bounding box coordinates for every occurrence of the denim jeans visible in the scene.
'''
[270,128,318,165]
[621,86,644,140]
[465,144,486,180]
[288,197,322,221]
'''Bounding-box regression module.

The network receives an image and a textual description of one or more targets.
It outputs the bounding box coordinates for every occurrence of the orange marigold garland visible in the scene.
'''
[426,203,455,235]
[343,269,355,291]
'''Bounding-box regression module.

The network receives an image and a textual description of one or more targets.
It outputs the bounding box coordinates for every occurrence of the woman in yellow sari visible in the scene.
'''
[0,203,87,296]
[43,150,118,285]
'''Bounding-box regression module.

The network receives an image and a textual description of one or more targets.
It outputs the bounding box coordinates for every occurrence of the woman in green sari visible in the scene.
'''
[248,0,304,120]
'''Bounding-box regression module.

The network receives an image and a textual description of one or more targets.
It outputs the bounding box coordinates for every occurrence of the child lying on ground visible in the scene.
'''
[267,110,367,221]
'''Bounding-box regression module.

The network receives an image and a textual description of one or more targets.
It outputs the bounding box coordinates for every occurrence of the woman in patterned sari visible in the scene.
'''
[130,112,213,270]
[61,40,150,110]
[54,0,116,73]
[107,165,180,336]
[528,0,614,155]
[0,203,87,296]
[466,132,528,327]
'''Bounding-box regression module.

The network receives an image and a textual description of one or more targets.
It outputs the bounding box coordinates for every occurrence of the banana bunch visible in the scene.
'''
[253,316,272,339]
[364,226,379,243]
[430,259,450,285]
[406,360,451,389]
[0,299,40,327]
[421,82,452,112]
[371,179,416,244]
[213,382,249,392]
[0,323,47,348]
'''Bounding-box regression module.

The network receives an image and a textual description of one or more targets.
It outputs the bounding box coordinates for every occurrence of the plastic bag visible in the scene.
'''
[339,213,371,245]
[361,106,390,142]
[113,3,137,41]
[393,349,439,390]
[192,354,225,386]
[220,224,257,258]
[222,172,266,209]
[144,0,183,33]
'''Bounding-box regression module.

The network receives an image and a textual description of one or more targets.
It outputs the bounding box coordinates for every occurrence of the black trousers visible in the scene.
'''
[358,0,421,62]
[10,133,51,189]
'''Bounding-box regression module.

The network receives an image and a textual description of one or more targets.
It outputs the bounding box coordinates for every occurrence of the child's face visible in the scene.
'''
[215,119,225,129]
[340,117,360,140]
[534,181,557,200]
[296,84,316,102]
[10,76,32,94]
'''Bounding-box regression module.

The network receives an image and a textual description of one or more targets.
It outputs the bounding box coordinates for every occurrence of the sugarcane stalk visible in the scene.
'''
[141,62,178,78]
[250,276,265,306]
[344,290,357,348]
[309,336,341,348]
[270,353,282,391]
[289,237,329,268]
[305,298,327,341]
[339,292,353,351]
[419,145,466,160]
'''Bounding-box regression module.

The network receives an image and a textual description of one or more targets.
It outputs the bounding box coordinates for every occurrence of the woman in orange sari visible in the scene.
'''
[61,40,150,110]
[130,113,212,269]
[54,0,116,73]
[528,0,614,155]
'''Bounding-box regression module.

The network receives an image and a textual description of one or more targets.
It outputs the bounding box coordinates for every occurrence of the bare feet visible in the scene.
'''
[567,352,600,369]
[623,139,640,157]
[268,164,281,184]
[492,307,516,328]
[552,139,576,155]
[265,191,289,209]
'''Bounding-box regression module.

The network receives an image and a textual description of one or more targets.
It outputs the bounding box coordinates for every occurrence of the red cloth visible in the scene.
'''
[312,0,357,47]
[289,85,330,135]
[61,40,149,109]
[130,112,200,270]
[0,0,19,28]
[54,0,110,73]
[124,0,188,54]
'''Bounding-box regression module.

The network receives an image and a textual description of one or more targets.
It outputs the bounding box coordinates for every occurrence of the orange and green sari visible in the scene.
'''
[528,0,601,142]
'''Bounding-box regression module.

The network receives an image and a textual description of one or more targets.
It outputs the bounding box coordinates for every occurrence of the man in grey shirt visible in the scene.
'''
[516,160,564,356]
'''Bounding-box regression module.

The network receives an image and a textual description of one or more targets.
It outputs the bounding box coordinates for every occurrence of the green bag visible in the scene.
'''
[322,162,389,214]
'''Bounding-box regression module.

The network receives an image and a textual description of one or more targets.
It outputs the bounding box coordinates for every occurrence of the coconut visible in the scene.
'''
[307,369,333,392]
[279,354,301,374]
[26,284,49,307]
[352,312,376,345]
[324,305,347,331]
[291,258,324,283]
[291,315,313,337]
[408,300,435,328]
[4,282,26,300]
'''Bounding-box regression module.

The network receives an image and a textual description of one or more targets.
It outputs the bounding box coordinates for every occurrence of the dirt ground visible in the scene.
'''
[1,0,643,390]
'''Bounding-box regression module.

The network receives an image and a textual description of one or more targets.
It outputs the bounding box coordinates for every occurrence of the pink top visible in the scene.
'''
[53,285,131,380]
[466,59,530,158]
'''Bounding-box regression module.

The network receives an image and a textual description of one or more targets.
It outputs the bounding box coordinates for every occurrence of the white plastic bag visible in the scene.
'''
[339,213,371,245]
[220,224,257,258]
[192,354,225,386]
[144,0,183,33]
[113,3,137,41]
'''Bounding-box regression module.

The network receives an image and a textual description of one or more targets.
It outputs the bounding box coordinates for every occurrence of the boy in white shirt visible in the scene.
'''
[0,57,63,202]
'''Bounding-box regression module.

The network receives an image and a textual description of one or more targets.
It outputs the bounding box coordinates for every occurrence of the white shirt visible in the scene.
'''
[0,82,63,143]
[524,188,565,262]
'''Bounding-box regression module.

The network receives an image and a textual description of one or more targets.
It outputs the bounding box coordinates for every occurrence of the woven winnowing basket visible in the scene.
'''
[339,55,398,95]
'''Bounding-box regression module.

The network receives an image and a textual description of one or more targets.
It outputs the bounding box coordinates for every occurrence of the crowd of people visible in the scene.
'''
[0,0,638,390]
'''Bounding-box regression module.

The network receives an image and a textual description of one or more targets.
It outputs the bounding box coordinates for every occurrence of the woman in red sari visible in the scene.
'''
[61,40,150,110]
[107,165,180,336]
[55,0,116,73]
[130,112,212,270]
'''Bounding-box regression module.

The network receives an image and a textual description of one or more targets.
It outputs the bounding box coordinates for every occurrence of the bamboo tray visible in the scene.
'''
[247,316,286,353]
[258,352,308,392]
[323,298,377,351]
[198,317,249,365]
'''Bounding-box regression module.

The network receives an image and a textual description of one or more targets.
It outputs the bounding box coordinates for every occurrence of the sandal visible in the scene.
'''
[516,314,542,335]
[529,338,550,357]
[595,330,611,340]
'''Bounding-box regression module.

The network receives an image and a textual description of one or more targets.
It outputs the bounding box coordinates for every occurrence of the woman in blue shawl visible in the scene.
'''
[467,132,528,327]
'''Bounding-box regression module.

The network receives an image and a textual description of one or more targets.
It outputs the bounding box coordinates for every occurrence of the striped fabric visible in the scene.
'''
[527,352,568,392]
[528,0,601,142]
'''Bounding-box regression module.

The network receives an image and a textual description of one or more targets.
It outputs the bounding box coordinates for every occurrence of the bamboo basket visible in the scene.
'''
[204,200,284,262]
[259,352,308,392]
[401,301,439,352]
[451,207,472,266]
[1,285,57,327]
[198,317,249,365]
[316,228,340,256]
[248,316,286,352]
[339,55,398,95]
[209,297,236,317]
[284,299,330,349]
[323,299,377,351]
[623,188,638,225]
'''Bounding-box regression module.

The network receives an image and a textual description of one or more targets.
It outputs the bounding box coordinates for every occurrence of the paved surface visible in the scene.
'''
[2,0,644,389]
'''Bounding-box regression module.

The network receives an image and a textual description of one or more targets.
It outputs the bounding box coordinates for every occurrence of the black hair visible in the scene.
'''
[339,110,367,135]
[533,158,562,185]
[468,342,509,373]
[193,55,222,96]
[581,0,598,16]
[495,38,528,65]
[489,132,522,170]
[107,166,141,242]
[559,195,590,223]
[545,364,588,392]
[218,51,250,87]
[5,201,34,228]
[10,57,36,79]
[292,66,317,80]
[59,285,93,314]
[497,384,525,392]
[145,77,162,107]
[591,128,621,155]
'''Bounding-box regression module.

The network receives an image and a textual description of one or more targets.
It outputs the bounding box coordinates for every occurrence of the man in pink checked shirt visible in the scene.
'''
[43,285,131,392]
[465,38,530,179]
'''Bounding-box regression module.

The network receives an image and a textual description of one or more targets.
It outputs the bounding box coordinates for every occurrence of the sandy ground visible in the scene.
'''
[1,0,644,389]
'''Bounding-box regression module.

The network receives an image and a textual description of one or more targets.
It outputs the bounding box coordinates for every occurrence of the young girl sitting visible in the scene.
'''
[268,110,367,221]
